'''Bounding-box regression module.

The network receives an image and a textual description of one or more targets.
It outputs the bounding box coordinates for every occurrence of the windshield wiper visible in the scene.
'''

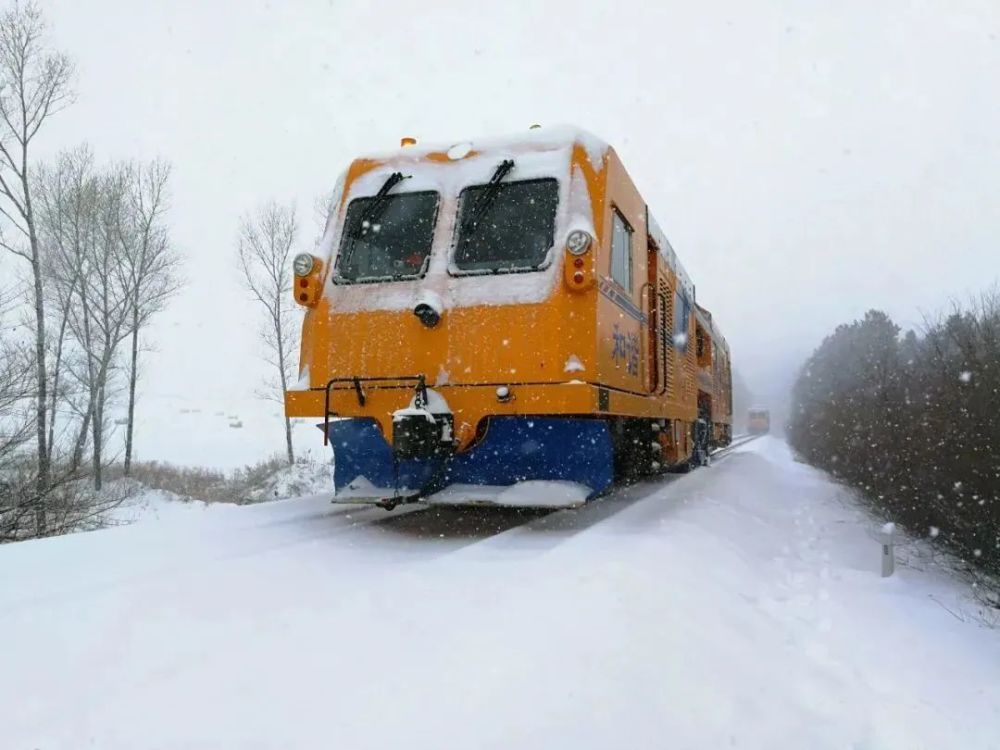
[461,159,514,237]
[349,172,406,239]
[341,171,406,272]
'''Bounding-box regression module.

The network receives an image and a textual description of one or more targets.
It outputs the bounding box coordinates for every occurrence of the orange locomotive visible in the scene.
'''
[285,127,732,508]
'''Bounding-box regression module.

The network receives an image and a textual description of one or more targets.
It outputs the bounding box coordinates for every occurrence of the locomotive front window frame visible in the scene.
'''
[449,177,560,275]
[610,207,633,293]
[332,190,441,284]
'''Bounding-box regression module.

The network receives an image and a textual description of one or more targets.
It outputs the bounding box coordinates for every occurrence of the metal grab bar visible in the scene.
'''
[321,375,427,445]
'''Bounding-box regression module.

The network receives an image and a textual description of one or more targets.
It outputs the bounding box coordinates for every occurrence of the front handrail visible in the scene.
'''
[321,375,427,445]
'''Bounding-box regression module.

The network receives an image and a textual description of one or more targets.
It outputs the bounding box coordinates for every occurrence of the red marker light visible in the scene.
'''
[573,271,584,284]
[573,257,584,268]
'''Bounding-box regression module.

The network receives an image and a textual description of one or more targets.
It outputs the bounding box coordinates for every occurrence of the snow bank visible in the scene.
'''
[243,461,335,502]
[106,486,211,525]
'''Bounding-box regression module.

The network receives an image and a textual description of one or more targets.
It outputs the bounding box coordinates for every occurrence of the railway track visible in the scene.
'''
[710,433,760,459]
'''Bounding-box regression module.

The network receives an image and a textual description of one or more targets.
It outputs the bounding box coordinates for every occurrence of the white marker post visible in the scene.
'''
[879,522,896,578]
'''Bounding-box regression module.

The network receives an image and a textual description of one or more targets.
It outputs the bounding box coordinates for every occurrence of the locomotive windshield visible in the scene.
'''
[336,191,439,282]
[452,178,559,273]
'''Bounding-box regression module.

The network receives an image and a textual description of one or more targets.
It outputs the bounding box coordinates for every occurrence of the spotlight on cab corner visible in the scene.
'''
[413,302,440,328]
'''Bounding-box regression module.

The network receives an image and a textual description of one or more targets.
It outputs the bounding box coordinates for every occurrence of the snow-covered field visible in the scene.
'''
[1,438,998,749]
[109,392,323,470]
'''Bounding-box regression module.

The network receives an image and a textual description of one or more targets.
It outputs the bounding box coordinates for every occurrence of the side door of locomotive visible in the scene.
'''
[596,153,652,400]
[602,207,643,389]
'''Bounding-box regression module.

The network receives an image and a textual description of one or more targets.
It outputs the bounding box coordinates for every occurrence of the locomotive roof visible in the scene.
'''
[647,210,696,303]
[358,125,610,168]
[695,302,729,352]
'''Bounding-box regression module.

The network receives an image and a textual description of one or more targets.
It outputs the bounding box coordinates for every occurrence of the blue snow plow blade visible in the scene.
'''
[324,416,614,501]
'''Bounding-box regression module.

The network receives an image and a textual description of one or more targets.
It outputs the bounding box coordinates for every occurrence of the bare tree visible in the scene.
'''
[314,188,338,237]
[35,146,102,473]
[0,280,40,539]
[0,281,32,461]
[237,201,299,465]
[35,153,138,489]
[116,159,181,475]
[83,167,133,489]
[35,146,95,463]
[0,2,73,528]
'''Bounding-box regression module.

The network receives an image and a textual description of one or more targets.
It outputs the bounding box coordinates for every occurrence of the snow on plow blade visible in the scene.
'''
[325,416,613,508]
[422,481,591,508]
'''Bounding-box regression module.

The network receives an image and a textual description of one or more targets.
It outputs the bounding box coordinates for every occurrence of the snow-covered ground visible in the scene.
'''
[1,437,998,749]
[107,391,323,470]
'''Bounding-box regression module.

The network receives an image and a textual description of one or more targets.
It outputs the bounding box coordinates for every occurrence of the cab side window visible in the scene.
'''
[674,290,690,351]
[610,209,633,292]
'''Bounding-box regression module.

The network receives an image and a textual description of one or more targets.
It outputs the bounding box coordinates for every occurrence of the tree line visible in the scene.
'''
[0,3,181,540]
[789,292,1000,582]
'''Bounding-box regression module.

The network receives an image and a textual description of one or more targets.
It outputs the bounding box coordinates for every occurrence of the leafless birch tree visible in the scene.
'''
[237,202,299,465]
[35,146,96,465]
[116,159,181,475]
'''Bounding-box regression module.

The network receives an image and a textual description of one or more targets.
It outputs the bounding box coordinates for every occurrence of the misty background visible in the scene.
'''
[6,0,997,467]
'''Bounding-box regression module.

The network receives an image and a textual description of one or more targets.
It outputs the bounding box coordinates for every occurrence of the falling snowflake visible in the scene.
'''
[929,526,940,538]
[958,370,972,383]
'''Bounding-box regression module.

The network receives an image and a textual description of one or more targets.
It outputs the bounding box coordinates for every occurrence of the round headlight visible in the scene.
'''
[293,253,314,276]
[566,230,592,255]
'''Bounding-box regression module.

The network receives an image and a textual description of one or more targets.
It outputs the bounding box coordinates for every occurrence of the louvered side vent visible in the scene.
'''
[687,331,697,401]
[660,280,674,400]
[684,311,697,402]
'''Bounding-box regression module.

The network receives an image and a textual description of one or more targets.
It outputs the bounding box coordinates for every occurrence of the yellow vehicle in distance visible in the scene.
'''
[748,408,771,435]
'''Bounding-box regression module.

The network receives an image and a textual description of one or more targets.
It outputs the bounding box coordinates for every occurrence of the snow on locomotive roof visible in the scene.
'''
[359,125,609,168]
[647,209,695,303]
[695,302,728,351]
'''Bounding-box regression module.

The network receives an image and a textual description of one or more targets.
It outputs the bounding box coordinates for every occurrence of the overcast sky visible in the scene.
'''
[10,0,999,463]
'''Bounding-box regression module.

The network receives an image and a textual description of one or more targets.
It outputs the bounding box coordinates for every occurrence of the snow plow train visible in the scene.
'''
[284,127,732,509]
